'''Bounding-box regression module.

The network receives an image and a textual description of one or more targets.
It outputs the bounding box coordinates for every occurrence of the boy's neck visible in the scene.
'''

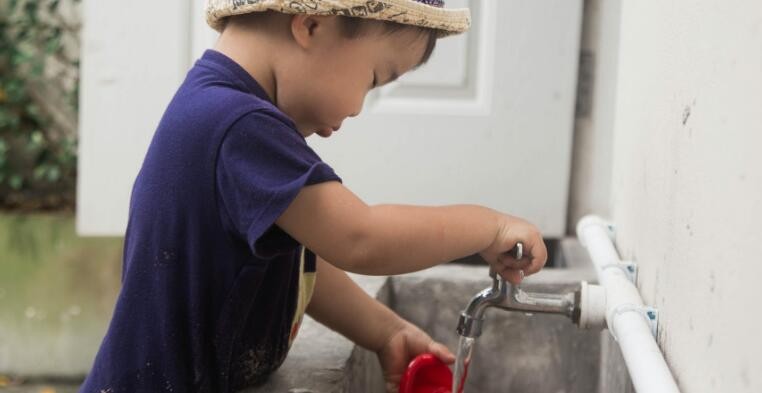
[213,30,279,105]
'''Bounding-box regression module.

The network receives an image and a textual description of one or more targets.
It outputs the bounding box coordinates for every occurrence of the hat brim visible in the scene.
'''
[206,0,471,37]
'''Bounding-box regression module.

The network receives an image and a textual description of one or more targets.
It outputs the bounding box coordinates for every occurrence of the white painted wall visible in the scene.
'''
[603,1,762,392]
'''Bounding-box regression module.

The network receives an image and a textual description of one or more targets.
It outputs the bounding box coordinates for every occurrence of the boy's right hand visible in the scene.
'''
[479,214,548,285]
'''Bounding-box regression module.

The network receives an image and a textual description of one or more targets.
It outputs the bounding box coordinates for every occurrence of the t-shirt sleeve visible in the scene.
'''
[216,110,341,256]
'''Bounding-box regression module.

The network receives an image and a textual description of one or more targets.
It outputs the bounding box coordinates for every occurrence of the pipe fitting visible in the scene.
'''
[577,281,606,329]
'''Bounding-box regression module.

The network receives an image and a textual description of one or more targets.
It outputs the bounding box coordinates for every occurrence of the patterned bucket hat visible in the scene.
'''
[205,0,471,37]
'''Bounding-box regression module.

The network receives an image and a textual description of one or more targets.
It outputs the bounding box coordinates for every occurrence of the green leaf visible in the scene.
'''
[8,112,21,129]
[31,61,44,77]
[24,2,39,18]
[0,107,20,129]
[25,103,41,118]
[0,108,10,127]
[11,50,32,66]
[49,0,61,13]
[45,36,60,54]
[46,165,61,182]
[33,164,47,180]
[5,79,26,102]
[29,130,44,146]
[14,27,29,41]
[9,174,23,190]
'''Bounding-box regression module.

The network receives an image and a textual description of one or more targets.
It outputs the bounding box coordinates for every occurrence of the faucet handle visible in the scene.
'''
[512,242,524,260]
[489,243,524,281]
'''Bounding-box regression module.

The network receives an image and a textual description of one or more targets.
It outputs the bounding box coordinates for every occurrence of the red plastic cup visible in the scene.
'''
[398,353,455,393]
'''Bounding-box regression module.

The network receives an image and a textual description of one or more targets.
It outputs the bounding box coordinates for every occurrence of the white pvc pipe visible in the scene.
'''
[577,215,681,393]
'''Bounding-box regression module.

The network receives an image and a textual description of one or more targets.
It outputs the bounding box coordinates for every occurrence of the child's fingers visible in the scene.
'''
[526,259,545,275]
[428,341,455,364]
[524,240,548,275]
[497,253,531,270]
[497,267,524,285]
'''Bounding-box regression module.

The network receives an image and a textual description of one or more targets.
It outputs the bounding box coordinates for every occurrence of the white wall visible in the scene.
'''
[604,1,762,392]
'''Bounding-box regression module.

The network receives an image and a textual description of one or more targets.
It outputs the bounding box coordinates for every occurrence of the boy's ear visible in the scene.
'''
[290,14,331,49]
[291,14,317,48]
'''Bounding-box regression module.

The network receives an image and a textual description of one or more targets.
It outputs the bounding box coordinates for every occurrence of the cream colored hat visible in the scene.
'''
[206,0,471,37]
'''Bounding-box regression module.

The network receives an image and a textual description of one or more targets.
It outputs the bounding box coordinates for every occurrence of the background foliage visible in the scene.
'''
[0,0,81,211]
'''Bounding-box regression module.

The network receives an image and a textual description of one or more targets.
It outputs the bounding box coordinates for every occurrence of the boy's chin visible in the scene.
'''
[315,128,334,138]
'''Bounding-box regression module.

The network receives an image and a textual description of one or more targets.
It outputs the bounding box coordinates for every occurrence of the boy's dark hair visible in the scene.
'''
[337,17,439,66]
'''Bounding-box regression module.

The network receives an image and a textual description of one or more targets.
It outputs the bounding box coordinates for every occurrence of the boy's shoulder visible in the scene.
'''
[177,49,294,132]
[144,50,309,186]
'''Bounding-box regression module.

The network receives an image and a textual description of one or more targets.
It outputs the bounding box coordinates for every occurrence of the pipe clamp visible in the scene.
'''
[608,303,659,341]
[600,261,638,284]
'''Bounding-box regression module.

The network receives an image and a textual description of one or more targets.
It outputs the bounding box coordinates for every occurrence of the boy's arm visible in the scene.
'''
[306,255,405,352]
[276,181,546,282]
[307,256,454,392]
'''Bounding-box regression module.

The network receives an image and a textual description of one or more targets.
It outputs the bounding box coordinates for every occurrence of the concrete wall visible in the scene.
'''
[601,1,762,392]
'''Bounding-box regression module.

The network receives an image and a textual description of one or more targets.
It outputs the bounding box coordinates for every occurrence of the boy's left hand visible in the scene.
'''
[376,321,455,393]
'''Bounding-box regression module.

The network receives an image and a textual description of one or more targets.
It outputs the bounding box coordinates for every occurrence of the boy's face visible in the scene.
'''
[279,17,430,138]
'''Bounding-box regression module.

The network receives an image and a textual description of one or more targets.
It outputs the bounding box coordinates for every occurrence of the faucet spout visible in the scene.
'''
[499,283,577,317]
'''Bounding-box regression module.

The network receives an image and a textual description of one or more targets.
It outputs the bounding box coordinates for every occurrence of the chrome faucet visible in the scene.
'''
[456,243,581,338]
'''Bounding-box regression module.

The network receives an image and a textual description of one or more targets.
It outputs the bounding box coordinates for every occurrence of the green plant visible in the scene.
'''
[0,0,80,211]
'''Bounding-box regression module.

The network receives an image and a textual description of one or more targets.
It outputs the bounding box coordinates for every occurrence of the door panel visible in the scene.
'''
[77,0,190,235]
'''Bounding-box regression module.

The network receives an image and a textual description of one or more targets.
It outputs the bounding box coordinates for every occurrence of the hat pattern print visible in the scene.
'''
[206,0,471,37]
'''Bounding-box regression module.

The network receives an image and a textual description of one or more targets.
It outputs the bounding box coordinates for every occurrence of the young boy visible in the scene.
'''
[81,1,548,392]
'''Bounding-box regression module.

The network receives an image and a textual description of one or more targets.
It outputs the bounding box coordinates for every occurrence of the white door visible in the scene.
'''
[78,0,582,237]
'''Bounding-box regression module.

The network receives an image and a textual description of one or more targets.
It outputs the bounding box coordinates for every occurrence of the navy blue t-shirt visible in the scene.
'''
[80,50,341,392]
